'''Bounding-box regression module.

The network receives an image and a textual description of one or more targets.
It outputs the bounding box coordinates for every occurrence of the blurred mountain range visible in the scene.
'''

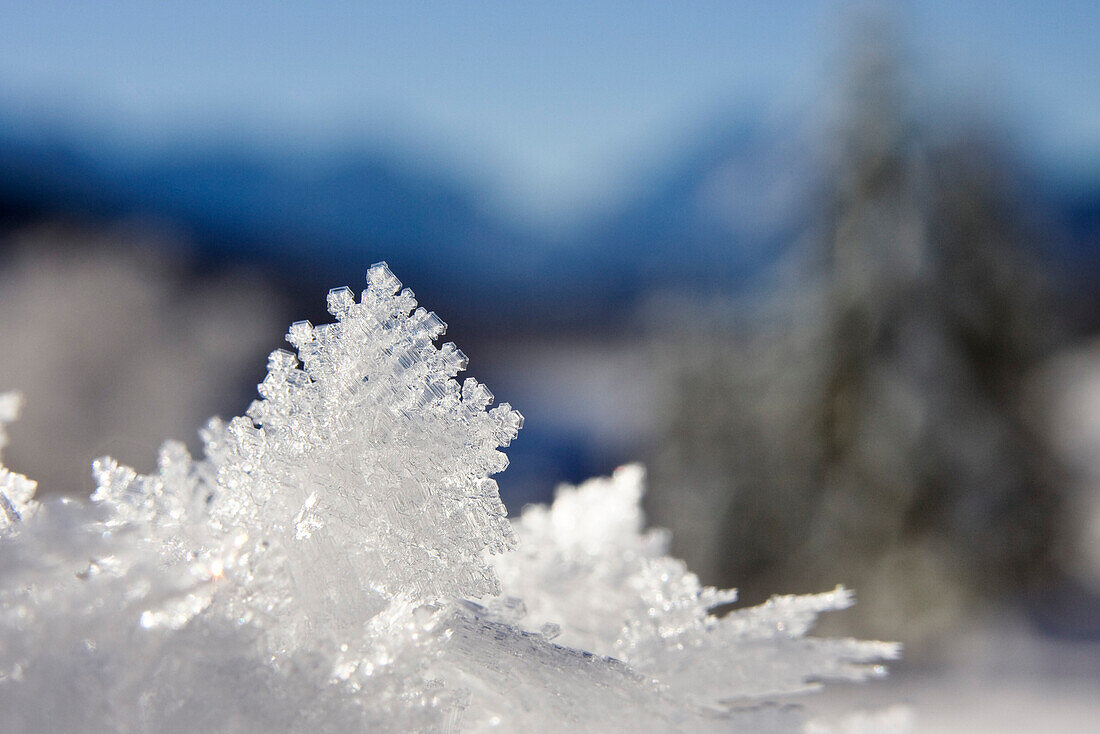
[5,109,1094,334]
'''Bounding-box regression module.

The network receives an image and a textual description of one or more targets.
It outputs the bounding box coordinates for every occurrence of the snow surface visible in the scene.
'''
[0,263,899,732]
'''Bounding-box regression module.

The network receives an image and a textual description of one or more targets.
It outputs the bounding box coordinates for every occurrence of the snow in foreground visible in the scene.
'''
[1,263,899,732]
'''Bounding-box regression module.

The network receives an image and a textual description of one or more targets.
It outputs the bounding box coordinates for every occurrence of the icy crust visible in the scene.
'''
[0,264,899,733]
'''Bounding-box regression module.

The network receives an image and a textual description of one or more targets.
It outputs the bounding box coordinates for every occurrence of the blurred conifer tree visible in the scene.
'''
[647,22,1063,646]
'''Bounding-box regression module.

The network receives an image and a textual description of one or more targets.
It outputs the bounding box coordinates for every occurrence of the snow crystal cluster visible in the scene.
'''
[0,263,900,732]
[0,392,37,531]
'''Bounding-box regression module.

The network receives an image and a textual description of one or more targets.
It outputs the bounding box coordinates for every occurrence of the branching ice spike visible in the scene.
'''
[230,262,520,605]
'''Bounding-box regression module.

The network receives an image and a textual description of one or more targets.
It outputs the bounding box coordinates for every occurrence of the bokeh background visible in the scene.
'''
[1,2,1098,729]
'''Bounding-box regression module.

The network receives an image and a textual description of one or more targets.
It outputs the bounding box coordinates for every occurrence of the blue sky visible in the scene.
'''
[1,1,1097,223]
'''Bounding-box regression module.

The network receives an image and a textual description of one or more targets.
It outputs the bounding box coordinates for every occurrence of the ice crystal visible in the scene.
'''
[0,392,37,530]
[0,263,901,732]
[492,466,898,706]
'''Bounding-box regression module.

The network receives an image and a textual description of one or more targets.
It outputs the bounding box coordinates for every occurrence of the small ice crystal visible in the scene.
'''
[0,392,36,530]
[0,264,901,733]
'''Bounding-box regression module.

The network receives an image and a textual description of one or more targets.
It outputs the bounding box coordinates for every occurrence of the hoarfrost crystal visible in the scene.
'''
[0,392,36,530]
[0,263,901,732]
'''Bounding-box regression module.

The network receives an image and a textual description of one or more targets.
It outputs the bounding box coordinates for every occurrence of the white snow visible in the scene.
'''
[0,264,899,732]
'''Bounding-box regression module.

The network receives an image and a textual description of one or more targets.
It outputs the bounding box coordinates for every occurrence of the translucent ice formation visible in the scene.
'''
[0,392,36,531]
[492,466,897,706]
[0,263,900,733]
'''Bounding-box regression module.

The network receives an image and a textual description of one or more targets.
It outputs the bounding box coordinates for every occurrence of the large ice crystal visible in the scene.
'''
[0,263,900,732]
